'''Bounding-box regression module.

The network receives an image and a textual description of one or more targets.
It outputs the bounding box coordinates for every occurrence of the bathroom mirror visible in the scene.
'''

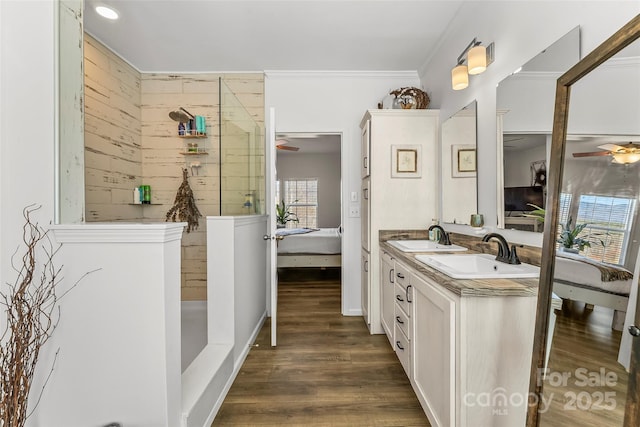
[527,16,640,426]
[496,27,580,232]
[441,100,477,225]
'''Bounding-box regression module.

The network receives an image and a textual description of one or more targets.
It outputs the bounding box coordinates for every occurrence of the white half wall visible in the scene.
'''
[265,71,423,316]
[31,223,186,427]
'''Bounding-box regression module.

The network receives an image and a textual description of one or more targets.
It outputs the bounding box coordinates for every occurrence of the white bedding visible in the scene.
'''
[277,228,341,254]
[554,254,633,295]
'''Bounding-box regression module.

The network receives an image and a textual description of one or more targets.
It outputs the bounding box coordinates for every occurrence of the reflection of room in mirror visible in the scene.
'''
[536,24,640,427]
[496,27,580,233]
[441,101,477,225]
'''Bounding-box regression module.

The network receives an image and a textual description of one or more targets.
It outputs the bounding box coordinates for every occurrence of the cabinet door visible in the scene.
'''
[361,119,370,178]
[361,249,370,326]
[361,178,370,251]
[380,252,395,345]
[412,276,455,427]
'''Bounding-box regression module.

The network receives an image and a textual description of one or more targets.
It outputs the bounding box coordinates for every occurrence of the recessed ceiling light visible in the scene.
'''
[95,5,119,20]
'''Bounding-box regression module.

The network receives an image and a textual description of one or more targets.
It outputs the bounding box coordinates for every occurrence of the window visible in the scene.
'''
[575,195,636,265]
[281,178,318,228]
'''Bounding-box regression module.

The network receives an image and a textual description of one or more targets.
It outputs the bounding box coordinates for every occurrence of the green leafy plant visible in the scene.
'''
[276,199,299,226]
[557,216,605,251]
[523,203,546,224]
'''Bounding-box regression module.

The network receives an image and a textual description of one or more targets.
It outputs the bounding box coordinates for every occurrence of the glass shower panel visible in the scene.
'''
[219,79,265,216]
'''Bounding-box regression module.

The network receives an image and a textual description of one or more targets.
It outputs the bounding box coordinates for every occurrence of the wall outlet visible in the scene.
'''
[349,205,360,218]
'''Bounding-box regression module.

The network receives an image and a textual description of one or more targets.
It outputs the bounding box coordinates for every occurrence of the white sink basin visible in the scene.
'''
[387,240,468,253]
[415,253,540,279]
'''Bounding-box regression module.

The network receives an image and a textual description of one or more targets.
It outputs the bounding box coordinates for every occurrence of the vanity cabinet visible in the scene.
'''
[412,274,455,427]
[393,261,412,376]
[360,110,439,334]
[380,250,395,344]
[380,249,537,427]
[361,249,370,326]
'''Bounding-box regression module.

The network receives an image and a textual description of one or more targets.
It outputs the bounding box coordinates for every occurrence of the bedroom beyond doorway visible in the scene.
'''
[275,132,343,288]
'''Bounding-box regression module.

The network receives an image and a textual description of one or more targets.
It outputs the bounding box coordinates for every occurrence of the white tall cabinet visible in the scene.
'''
[360,110,439,334]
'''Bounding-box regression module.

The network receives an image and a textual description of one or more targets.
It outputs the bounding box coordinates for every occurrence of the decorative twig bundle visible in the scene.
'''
[166,168,202,233]
[0,207,59,424]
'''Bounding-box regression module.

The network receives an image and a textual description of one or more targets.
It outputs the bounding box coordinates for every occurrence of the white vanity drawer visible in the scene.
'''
[395,327,410,376]
[395,263,410,290]
[395,282,410,316]
[395,305,409,338]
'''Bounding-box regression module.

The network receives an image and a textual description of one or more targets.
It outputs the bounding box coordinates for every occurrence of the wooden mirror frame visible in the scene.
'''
[526,14,640,427]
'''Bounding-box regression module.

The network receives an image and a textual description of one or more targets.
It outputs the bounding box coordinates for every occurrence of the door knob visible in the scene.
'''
[629,325,640,337]
[276,235,284,241]
[263,234,271,240]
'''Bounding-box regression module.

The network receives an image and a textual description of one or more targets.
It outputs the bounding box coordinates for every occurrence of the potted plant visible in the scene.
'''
[557,216,603,253]
[275,199,299,228]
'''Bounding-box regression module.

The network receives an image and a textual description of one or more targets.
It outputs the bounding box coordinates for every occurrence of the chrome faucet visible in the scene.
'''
[427,224,451,245]
[481,233,521,265]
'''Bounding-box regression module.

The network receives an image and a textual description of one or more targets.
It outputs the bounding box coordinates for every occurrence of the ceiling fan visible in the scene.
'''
[275,139,299,151]
[572,142,640,164]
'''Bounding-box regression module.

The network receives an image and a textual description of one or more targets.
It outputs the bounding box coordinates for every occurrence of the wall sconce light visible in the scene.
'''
[451,38,495,91]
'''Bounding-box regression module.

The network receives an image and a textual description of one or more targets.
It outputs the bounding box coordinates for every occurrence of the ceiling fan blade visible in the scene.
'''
[597,143,624,152]
[276,145,299,151]
[572,151,611,158]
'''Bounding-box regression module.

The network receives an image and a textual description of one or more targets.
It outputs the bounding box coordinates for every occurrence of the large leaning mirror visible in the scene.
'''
[496,27,580,232]
[442,100,477,225]
[527,15,640,427]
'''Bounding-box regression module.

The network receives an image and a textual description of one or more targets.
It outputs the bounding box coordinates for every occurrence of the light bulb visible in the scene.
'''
[468,45,487,75]
[96,6,119,20]
[451,64,468,90]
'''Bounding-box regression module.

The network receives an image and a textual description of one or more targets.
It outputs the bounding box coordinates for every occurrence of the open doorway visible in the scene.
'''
[274,133,343,289]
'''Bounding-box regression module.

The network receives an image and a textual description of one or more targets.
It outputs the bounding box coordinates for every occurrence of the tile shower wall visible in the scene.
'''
[84,35,264,300]
[84,34,142,221]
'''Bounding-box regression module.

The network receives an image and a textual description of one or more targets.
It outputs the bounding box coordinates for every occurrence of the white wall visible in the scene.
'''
[277,152,342,227]
[0,0,56,282]
[419,0,640,247]
[265,71,422,315]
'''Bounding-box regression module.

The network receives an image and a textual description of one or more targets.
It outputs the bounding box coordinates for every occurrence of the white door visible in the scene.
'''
[265,107,279,346]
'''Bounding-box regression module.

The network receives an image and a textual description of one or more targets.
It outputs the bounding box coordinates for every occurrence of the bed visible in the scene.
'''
[276,227,342,268]
[553,251,634,330]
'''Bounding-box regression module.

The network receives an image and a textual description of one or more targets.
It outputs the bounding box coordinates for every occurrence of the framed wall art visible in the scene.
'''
[452,144,476,178]
[391,144,422,178]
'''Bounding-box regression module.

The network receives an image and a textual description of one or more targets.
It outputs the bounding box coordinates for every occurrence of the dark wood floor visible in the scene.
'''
[212,274,430,426]
[212,273,630,426]
[540,300,628,426]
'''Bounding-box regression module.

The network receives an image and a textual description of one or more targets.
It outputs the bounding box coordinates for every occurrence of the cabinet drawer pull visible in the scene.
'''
[396,341,405,351]
[389,268,395,283]
[395,316,404,324]
[364,260,368,272]
[396,272,405,279]
[396,295,404,302]
[363,157,368,169]
[363,188,369,199]
[406,285,413,303]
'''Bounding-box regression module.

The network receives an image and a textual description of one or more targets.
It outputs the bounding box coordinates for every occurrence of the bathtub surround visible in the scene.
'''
[83,34,265,300]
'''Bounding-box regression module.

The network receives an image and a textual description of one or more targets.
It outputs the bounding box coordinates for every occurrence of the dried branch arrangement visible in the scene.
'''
[0,206,62,426]
[166,168,202,233]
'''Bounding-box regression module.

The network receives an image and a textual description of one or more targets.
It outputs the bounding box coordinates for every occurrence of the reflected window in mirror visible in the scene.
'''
[442,100,477,225]
[530,18,640,427]
[496,27,580,233]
